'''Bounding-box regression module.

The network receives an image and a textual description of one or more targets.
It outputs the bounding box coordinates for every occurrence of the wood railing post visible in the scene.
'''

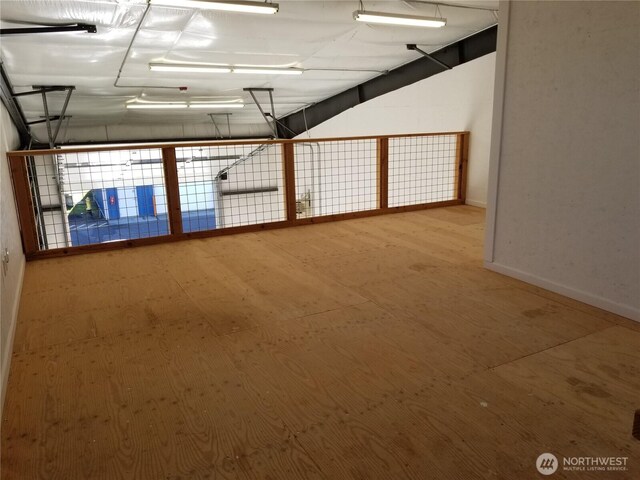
[377,137,389,210]
[161,147,183,235]
[282,142,297,222]
[8,155,39,256]
[455,132,470,203]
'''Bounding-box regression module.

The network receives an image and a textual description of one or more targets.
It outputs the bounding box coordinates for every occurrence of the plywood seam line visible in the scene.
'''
[488,326,616,371]
[291,436,327,478]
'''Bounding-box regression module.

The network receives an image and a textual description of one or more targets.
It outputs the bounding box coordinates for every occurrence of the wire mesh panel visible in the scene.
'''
[10,132,467,257]
[388,135,458,207]
[176,143,285,231]
[27,148,169,249]
[294,139,377,218]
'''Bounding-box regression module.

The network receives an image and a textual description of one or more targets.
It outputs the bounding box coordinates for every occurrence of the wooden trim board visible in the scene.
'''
[9,131,470,157]
[26,200,463,260]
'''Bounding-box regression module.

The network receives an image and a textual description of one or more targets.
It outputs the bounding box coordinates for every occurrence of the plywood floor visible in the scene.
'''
[3,206,639,479]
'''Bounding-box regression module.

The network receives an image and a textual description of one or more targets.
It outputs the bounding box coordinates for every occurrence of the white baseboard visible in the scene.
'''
[1,259,25,416]
[465,199,486,208]
[485,260,640,322]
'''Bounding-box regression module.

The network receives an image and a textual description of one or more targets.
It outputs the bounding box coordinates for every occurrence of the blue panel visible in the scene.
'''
[105,188,120,220]
[136,185,155,217]
[92,189,105,218]
[182,209,216,233]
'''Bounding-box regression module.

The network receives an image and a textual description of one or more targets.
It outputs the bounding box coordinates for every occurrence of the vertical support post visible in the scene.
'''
[8,155,39,255]
[268,90,278,139]
[52,87,73,143]
[282,142,297,222]
[161,147,183,235]
[41,91,54,148]
[208,113,223,139]
[377,137,389,210]
[455,132,470,203]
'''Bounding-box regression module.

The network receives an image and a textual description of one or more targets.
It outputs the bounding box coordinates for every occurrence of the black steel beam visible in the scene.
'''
[242,88,274,92]
[277,25,497,139]
[221,187,279,196]
[27,116,66,125]
[0,24,96,36]
[0,63,31,145]
[13,86,75,97]
[406,44,452,70]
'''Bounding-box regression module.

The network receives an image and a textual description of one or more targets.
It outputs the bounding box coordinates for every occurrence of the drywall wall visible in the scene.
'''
[486,1,640,320]
[215,144,285,228]
[296,52,496,207]
[0,102,25,413]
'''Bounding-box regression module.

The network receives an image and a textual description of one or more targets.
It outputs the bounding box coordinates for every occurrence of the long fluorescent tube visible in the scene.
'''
[233,67,303,75]
[189,103,245,109]
[150,0,279,14]
[149,63,231,73]
[353,10,446,28]
[127,103,188,110]
[149,63,301,75]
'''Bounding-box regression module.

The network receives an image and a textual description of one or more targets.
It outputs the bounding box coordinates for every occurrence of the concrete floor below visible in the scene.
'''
[68,209,216,246]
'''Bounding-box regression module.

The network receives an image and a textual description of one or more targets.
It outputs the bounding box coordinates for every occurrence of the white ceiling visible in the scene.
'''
[0,0,498,137]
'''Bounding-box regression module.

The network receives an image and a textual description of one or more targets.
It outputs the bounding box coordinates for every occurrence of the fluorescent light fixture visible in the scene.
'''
[189,103,245,109]
[127,103,188,110]
[149,0,279,14]
[149,63,302,75]
[149,63,231,73]
[233,67,303,75]
[353,10,446,28]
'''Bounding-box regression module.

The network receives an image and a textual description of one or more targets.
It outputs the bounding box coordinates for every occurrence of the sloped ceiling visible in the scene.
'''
[0,0,498,141]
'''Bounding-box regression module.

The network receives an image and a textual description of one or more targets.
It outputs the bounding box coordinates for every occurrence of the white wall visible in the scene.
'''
[294,140,378,217]
[297,53,496,207]
[486,1,640,321]
[179,182,215,213]
[0,103,25,415]
[216,144,285,228]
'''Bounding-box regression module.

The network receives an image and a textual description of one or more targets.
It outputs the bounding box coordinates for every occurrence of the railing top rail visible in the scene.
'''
[7,131,469,157]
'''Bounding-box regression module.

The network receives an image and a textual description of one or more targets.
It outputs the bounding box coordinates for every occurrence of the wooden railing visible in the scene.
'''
[7,132,469,260]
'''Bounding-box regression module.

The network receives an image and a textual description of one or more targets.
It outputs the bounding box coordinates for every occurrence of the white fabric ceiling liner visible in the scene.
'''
[1,0,498,140]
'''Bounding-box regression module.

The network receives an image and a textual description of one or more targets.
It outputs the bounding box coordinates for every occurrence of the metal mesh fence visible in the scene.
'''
[388,135,458,207]
[18,133,463,253]
[176,143,285,231]
[294,139,377,219]
[27,148,169,249]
